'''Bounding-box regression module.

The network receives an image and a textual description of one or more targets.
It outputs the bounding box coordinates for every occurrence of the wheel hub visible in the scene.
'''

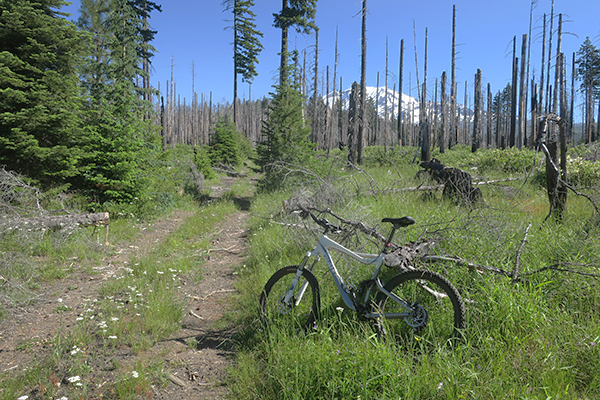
[404,303,428,328]
[277,294,294,314]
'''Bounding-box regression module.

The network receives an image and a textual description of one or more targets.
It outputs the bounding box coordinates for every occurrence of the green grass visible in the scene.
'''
[230,146,600,400]
[2,146,599,399]
[0,195,239,399]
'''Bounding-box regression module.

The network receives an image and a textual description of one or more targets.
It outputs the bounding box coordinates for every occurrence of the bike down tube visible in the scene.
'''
[315,235,381,311]
[365,278,413,319]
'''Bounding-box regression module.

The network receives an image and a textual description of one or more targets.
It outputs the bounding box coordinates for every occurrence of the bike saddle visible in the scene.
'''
[382,216,416,228]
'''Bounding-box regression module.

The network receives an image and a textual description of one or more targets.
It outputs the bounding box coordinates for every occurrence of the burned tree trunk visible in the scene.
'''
[419,159,483,204]
[358,0,367,165]
[440,71,447,153]
[347,81,360,165]
[472,69,482,152]
[539,112,567,220]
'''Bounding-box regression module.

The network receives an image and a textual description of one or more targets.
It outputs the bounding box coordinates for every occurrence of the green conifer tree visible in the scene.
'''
[78,0,161,203]
[575,37,600,143]
[210,117,242,167]
[76,0,111,106]
[256,52,312,190]
[223,0,263,123]
[0,0,88,187]
[274,0,318,87]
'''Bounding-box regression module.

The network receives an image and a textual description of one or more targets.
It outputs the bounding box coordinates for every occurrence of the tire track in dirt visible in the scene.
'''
[151,210,249,399]
[0,176,251,400]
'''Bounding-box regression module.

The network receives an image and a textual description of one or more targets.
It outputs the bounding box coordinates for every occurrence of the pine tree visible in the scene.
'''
[575,37,600,143]
[78,0,161,203]
[256,51,312,189]
[76,0,111,106]
[222,0,264,124]
[209,117,242,167]
[274,0,318,87]
[256,84,312,169]
[0,0,88,186]
[128,0,162,105]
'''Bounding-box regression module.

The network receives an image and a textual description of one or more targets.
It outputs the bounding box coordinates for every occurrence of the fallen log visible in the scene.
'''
[1,212,110,243]
[388,177,522,193]
[1,212,109,230]
[212,167,247,177]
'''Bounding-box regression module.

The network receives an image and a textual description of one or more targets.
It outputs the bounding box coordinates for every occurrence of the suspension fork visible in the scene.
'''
[284,251,320,307]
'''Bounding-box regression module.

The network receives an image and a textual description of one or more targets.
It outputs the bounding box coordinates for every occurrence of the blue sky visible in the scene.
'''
[61,0,600,112]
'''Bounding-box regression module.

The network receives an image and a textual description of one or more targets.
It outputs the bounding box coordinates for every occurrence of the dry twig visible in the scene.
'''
[513,222,532,283]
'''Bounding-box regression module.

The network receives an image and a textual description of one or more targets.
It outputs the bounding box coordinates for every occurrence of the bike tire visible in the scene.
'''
[259,266,320,331]
[375,269,466,345]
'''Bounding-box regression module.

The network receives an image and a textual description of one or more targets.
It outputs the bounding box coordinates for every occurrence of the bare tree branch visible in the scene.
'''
[513,222,532,283]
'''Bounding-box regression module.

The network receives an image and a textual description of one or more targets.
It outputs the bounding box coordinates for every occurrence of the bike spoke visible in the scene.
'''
[376,270,466,346]
[260,266,320,331]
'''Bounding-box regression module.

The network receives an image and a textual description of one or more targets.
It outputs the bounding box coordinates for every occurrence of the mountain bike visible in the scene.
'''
[259,205,466,344]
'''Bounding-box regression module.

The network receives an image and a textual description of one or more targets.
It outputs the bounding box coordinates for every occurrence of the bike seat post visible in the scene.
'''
[382,225,397,254]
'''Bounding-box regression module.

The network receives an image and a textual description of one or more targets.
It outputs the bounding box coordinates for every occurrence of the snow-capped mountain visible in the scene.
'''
[323,86,473,124]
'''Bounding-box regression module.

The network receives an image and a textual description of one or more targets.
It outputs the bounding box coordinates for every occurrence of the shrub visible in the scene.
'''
[193,146,215,180]
[256,84,313,191]
[565,156,600,187]
[209,117,242,167]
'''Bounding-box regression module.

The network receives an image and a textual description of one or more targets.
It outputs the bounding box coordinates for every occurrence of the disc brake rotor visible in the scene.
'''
[404,303,428,328]
[277,293,293,314]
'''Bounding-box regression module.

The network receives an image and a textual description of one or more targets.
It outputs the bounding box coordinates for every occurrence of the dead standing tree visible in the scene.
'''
[538,112,567,220]
[347,82,360,165]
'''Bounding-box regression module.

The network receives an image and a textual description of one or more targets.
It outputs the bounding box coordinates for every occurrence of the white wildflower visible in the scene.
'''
[132,371,139,378]
[67,376,81,383]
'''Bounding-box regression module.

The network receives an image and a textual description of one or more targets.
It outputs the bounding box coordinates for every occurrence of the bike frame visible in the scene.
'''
[285,231,414,320]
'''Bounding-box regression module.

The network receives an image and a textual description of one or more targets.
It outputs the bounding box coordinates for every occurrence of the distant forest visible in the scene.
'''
[160,2,598,156]
[1,0,599,205]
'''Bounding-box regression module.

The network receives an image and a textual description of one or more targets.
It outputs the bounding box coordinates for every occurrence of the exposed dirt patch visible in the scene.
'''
[151,210,249,400]
[0,176,250,399]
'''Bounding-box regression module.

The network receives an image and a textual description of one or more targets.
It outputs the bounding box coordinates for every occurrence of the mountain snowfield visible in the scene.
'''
[322,86,473,124]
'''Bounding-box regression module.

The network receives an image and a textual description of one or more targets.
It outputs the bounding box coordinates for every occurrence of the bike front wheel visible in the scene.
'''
[259,266,320,331]
[375,269,466,345]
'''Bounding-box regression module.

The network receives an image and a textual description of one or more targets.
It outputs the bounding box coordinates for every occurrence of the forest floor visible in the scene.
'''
[0,175,250,399]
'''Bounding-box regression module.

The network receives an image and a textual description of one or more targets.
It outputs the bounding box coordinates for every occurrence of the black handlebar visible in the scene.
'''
[298,204,344,233]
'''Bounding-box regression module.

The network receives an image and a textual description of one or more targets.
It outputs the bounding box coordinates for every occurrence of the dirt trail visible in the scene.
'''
[152,209,249,399]
[0,176,250,399]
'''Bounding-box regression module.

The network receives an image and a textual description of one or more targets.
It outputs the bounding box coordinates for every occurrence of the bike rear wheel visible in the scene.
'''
[259,266,320,331]
[375,269,466,345]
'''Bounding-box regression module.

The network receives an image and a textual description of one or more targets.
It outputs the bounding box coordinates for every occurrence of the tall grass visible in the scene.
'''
[231,146,600,399]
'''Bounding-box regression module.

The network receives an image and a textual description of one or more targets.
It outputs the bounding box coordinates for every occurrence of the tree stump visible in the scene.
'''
[419,158,483,204]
